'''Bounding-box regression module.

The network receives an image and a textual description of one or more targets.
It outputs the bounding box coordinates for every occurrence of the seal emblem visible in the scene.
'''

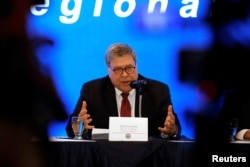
[125,133,131,139]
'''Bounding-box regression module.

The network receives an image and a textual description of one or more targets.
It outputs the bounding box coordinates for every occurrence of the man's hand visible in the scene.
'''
[158,105,178,136]
[244,130,250,140]
[77,101,95,130]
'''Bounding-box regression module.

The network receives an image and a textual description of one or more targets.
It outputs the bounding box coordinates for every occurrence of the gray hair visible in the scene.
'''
[105,43,136,67]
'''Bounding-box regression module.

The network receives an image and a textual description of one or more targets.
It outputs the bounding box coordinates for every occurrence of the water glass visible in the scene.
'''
[71,116,84,140]
[229,117,238,140]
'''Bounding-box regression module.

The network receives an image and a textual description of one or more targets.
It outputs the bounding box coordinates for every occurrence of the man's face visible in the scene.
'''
[108,54,138,93]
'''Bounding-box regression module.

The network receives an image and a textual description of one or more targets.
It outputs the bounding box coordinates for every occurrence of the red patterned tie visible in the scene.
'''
[120,93,131,117]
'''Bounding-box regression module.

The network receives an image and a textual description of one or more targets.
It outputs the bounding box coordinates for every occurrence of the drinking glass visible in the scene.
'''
[229,117,238,140]
[71,116,84,140]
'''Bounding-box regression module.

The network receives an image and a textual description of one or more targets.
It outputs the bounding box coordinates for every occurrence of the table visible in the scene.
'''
[49,138,250,167]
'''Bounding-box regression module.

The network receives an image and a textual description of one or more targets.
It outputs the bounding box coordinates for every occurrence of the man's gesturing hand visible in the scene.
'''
[158,105,178,136]
[78,101,95,130]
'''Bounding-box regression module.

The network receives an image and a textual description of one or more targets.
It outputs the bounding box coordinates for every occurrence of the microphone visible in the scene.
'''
[130,80,147,118]
[130,80,147,89]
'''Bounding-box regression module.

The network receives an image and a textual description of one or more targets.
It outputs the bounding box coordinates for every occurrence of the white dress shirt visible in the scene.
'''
[115,88,136,117]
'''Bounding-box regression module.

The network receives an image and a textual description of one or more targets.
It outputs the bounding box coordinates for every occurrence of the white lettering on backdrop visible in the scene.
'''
[30,0,199,24]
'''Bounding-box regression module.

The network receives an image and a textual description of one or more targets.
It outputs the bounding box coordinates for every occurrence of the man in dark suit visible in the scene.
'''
[66,43,181,139]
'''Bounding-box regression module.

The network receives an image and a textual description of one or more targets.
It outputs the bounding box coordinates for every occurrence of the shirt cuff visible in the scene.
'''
[161,132,169,139]
[235,129,249,140]
[161,127,179,139]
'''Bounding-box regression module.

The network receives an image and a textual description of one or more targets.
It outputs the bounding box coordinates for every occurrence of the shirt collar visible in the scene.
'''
[115,88,135,97]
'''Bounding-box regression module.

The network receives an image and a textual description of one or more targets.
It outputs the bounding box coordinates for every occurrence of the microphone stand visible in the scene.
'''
[138,86,143,118]
[130,79,147,118]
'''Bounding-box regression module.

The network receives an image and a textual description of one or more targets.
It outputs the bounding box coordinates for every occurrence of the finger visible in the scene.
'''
[85,125,95,130]
[165,116,175,126]
[83,117,90,127]
[158,126,170,134]
[159,125,175,134]
[163,116,172,126]
[158,127,165,132]
[79,101,87,117]
[164,116,175,130]
[82,101,87,110]
[79,114,89,122]
[163,106,174,125]
[84,118,95,130]
[167,105,173,115]
[85,117,93,124]
[167,105,175,120]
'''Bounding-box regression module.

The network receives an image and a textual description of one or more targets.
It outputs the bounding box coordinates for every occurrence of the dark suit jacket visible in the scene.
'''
[66,74,181,139]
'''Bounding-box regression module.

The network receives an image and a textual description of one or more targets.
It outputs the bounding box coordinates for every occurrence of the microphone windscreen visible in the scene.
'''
[130,80,147,88]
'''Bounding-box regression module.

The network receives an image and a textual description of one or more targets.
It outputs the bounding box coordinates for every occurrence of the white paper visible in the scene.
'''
[92,128,109,134]
[109,117,148,141]
[91,128,109,140]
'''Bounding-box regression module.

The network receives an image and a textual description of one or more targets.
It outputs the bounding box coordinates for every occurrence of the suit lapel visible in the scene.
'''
[104,79,118,117]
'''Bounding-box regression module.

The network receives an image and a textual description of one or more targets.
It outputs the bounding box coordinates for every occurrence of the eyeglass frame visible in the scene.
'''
[109,66,136,75]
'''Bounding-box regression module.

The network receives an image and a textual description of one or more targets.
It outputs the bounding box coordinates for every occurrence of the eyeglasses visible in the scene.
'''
[110,66,136,75]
